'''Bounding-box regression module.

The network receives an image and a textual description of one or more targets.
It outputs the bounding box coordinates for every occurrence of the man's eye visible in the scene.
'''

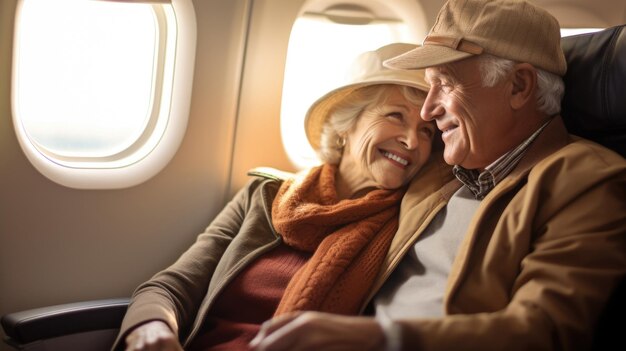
[440,80,454,88]
[440,85,453,93]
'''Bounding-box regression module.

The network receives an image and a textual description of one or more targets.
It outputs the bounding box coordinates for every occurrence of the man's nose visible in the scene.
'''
[420,91,443,121]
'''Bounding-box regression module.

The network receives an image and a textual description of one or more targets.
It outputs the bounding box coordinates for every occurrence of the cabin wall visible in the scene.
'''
[0,0,250,348]
[229,0,305,194]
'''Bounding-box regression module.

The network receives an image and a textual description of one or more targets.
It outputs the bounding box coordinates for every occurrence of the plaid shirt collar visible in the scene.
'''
[453,120,551,200]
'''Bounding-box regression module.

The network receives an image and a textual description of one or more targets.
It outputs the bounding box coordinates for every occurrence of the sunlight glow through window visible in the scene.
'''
[15,0,157,158]
[281,17,414,169]
[560,28,603,37]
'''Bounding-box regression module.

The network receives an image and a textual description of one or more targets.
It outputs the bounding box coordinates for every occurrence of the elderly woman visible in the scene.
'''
[115,43,435,351]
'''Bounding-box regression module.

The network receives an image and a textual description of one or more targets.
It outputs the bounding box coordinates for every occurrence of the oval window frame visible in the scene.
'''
[11,0,197,189]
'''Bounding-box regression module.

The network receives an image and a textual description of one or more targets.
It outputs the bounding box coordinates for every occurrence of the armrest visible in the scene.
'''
[1,298,129,345]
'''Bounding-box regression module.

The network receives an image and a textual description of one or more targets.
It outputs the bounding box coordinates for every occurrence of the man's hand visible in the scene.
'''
[249,311,385,351]
[124,320,183,351]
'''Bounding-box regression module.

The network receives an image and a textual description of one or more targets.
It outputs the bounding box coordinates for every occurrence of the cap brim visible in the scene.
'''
[383,45,474,70]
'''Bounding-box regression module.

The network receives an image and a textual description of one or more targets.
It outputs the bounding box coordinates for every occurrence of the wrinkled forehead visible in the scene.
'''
[424,57,482,84]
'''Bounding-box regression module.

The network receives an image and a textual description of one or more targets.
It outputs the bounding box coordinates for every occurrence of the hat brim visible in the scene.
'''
[305,76,429,151]
[383,44,475,70]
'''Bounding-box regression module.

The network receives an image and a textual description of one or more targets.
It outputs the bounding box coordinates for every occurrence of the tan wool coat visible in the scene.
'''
[371,116,626,351]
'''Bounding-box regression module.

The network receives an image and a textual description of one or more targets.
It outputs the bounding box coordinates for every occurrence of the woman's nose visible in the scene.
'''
[398,129,419,150]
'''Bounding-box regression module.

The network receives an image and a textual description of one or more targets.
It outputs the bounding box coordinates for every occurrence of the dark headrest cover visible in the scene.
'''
[561,25,626,158]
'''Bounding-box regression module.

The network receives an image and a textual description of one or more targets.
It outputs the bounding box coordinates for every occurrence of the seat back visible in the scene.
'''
[561,24,626,350]
[561,24,626,158]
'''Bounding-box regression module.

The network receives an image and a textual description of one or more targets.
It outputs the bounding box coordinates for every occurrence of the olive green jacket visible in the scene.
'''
[113,172,282,349]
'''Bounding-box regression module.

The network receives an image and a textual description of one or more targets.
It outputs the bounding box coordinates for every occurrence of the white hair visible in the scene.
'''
[318,85,426,164]
[478,54,564,116]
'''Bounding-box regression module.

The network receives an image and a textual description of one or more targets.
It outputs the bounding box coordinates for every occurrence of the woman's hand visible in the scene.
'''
[249,311,385,351]
[124,320,183,351]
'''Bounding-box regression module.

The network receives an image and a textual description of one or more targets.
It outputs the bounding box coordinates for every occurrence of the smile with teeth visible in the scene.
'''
[381,150,409,166]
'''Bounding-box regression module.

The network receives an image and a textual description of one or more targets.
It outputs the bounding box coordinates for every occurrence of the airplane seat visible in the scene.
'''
[561,24,626,158]
[560,23,626,351]
[2,24,625,351]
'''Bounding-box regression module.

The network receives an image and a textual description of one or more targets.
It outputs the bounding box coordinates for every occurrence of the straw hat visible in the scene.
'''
[384,0,567,76]
[304,43,429,152]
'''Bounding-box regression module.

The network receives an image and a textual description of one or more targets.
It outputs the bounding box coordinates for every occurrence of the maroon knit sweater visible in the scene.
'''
[188,244,310,351]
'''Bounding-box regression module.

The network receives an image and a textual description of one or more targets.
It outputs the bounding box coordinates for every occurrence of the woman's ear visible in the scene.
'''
[509,63,537,110]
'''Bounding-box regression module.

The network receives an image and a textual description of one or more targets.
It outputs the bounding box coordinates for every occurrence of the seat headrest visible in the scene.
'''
[561,25,626,158]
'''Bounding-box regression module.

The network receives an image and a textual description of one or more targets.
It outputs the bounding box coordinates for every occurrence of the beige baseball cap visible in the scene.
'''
[305,43,429,152]
[384,0,567,76]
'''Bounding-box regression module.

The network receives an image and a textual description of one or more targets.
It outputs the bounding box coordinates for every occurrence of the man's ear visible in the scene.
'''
[509,63,537,110]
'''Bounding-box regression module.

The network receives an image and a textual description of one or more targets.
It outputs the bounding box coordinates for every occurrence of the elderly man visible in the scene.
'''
[249,1,626,350]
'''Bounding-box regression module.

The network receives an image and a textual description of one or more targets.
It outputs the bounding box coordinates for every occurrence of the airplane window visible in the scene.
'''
[560,28,603,37]
[280,2,423,169]
[12,0,196,188]
[15,0,156,158]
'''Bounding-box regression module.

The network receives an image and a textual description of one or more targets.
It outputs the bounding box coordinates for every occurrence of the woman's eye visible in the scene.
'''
[386,112,403,120]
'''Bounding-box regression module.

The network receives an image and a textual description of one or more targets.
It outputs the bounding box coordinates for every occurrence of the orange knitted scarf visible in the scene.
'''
[272,164,404,315]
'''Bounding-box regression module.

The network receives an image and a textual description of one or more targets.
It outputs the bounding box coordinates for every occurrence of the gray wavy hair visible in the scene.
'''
[478,54,564,116]
[318,84,426,164]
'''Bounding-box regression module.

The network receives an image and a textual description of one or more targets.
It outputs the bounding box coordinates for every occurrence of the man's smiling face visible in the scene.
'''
[420,56,516,170]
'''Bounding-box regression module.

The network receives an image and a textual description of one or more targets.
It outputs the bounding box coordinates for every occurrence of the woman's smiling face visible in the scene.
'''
[342,86,435,190]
